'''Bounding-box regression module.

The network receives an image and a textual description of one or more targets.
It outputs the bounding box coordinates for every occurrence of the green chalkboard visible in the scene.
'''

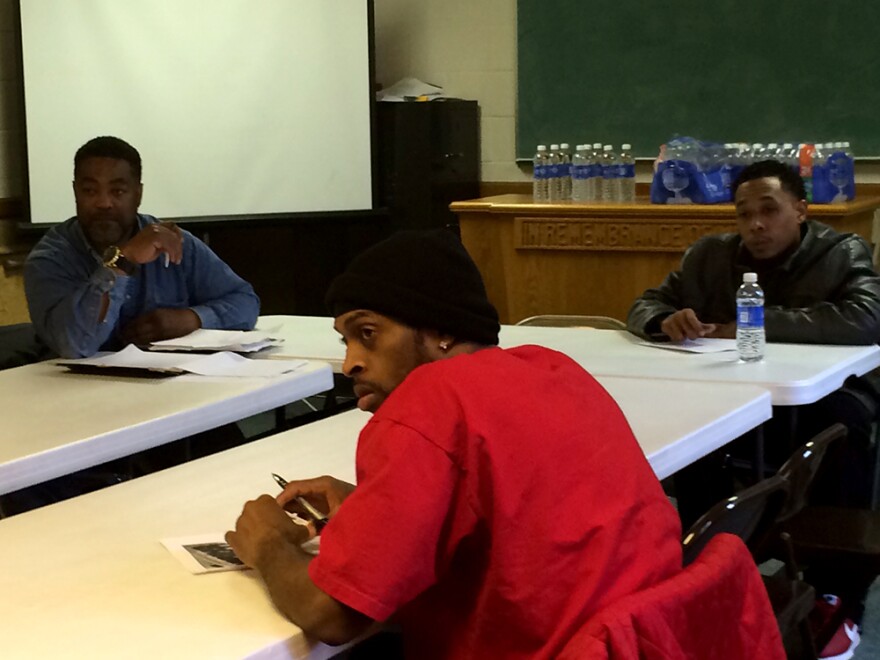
[517,1,880,159]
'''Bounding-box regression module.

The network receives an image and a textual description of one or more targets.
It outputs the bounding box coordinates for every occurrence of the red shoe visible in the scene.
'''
[819,619,860,660]
[810,594,844,642]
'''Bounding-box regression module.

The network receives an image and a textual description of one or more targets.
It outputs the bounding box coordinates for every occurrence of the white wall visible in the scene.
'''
[1,0,878,196]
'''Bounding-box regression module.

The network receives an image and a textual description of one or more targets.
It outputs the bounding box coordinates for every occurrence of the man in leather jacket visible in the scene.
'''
[628,159,880,518]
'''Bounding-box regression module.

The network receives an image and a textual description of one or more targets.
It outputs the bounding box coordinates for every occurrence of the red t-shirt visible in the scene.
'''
[309,345,682,659]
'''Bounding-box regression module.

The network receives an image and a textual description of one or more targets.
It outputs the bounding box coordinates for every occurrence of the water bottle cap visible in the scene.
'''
[743,272,758,283]
[834,141,844,148]
[622,143,632,151]
[783,142,793,149]
[550,144,560,150]
[843,141,851,148]
[576,145,586,151]
[560,143,570,149]
[768,142,778,149]
[603,145,612,151]
[593,143,602,150]
[537,145,547,152]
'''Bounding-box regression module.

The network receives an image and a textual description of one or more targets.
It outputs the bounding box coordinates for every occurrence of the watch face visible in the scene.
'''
[102,246,120,264]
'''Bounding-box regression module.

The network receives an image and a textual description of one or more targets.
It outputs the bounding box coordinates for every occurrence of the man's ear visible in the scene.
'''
[419,330,457,360]
[795,199,808,223]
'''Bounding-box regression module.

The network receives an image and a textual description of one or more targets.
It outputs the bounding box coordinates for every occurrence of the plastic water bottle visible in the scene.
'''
[547,144,563,202]
[617,143,636,202]
[842,141,855,200]
[799,143,815,203]
[532,145,549,202]
[736,272,765,362]
[781,143,798,171]
[571,145,588,202]
[559,143,572,200]
[601,144,618,202]
[588,142,603,201]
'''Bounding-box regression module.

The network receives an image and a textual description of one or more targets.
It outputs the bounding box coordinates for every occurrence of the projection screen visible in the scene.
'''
[18,0,374,224]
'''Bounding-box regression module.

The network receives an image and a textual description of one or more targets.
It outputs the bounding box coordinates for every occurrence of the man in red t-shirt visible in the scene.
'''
[228,229,682,658]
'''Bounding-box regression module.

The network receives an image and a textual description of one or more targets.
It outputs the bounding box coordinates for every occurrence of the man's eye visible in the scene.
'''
[112,189,126,196]
[360,327,375,341]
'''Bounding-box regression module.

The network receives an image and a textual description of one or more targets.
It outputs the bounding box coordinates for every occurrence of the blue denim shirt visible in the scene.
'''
[25,214,260,358]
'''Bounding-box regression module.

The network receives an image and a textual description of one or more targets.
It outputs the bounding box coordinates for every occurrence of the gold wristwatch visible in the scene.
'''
[102,246,137,276]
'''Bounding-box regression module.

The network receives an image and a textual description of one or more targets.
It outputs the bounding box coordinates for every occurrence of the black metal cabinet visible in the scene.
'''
[377,100,480,232]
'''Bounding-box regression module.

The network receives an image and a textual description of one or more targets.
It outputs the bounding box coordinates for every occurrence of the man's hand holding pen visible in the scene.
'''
[275,474,356,523]
[226,474,356,569]
[226,495,310,569]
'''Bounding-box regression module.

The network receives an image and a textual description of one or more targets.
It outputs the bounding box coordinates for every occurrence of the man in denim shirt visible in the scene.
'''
[25,136,259,358]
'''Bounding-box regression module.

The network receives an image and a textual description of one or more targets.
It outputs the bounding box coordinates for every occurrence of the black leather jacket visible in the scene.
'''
[627,220,880,406]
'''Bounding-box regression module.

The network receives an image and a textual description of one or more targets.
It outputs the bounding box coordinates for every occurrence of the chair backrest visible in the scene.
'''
[516,314,627,330]
[775,423,847,523]
[559,533,786,659]
[0,323,54,371]
[682,474,788,566]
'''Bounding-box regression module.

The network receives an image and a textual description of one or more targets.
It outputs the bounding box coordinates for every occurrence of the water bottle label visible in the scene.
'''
[572,165,588,180]
[533,164,546,180]
[737,305,764,328]
[620,164,635,177]
[602,165,618,178]
[547,164,561,178]
[588,164,601,178]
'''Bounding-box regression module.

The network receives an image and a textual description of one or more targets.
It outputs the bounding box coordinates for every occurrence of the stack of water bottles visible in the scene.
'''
[533,143,635,203]
[801,142,856,204]
[651,138,856,205]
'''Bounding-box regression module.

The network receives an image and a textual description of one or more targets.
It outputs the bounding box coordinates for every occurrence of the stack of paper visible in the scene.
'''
[57,344,306,378]
[148,329,283,353]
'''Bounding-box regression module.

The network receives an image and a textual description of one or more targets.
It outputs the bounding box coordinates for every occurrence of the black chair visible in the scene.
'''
[761,423,848,658]
[779,423,880,637]
[681,474,818,658]
[515,314,627,330]
[0,323,53,370]
[682,474,788,567]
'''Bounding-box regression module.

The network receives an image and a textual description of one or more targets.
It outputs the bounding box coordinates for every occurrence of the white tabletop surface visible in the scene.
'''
[257,316,880,407]
[0,375,769,659]
[0,359,333,495]
[498,326,880,406]
[259,315,344,368]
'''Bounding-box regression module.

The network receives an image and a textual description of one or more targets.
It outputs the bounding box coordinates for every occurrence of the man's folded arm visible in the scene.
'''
[183,234,260,330]
[25,257,126,358]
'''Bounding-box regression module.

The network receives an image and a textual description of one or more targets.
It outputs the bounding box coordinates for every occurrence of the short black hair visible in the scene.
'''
[74,136,142,181]
[731,159,806,201]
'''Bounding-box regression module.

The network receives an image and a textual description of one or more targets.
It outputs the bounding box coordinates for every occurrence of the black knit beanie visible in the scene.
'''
[325,229,500,345]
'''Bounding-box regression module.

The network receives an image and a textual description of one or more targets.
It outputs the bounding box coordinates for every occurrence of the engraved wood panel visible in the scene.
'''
[455,194,880,325]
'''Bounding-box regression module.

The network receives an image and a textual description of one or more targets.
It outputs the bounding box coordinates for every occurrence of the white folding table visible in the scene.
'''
[0,359,333,494]
[0,374,770,659]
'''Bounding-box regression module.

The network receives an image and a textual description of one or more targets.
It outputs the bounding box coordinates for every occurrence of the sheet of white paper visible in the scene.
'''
[637,338,738,354]
[149,328,283,352]
[161,534,249,574]
[162,529,319,575]
[377,77,445,101]
[57,345,306,377]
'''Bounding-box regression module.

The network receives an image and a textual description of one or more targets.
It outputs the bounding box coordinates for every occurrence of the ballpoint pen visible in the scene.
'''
[271,473,328,532]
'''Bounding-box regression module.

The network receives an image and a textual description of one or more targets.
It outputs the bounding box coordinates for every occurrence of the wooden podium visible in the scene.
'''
[452,194,880,324]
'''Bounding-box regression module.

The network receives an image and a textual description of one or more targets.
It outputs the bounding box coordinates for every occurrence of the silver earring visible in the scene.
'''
[439,341,450,351]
